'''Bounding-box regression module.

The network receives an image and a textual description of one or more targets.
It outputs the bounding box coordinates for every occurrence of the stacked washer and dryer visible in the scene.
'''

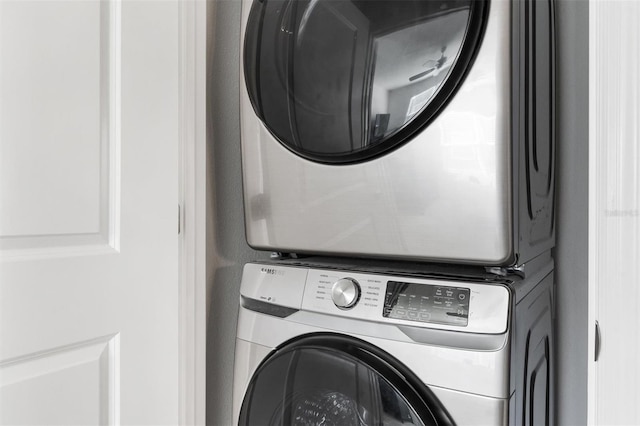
[232,0,556,424]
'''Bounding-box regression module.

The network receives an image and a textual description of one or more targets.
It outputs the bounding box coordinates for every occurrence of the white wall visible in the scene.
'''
[205,0,590,424]
[206,1,268,425]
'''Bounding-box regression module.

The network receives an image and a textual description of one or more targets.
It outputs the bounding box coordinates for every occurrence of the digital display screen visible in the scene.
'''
[383,281,470,326]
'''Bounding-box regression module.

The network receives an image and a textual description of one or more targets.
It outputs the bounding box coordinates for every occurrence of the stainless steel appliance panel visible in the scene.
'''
[240,0,512,264]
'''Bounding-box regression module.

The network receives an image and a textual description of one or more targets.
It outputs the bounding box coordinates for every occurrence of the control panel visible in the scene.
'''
[300,269,510,334]
[241,263,511,334]
[383,281,470,326]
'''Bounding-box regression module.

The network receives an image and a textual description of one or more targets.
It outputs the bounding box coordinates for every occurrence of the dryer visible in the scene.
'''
[232,257,555,425]
[239,0,556,266]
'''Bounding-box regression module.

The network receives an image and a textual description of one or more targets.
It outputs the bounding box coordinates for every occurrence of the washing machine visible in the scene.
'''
[232,256,555,425]
[239,0,556,266]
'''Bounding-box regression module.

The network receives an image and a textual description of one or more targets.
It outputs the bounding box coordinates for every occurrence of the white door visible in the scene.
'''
[589,0,640,424]
[0,0,180,424]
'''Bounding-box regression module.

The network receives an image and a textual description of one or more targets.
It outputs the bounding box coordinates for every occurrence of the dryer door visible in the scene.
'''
[238,333,454,426]
[244,0,488,164]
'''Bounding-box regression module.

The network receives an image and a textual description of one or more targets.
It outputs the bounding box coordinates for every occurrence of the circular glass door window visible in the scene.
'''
[244,0,489,164]
[238,334,454,425]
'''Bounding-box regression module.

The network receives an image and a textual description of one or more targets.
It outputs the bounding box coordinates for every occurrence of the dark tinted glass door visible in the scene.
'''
[244,0,488,163]
[238,334,454,426]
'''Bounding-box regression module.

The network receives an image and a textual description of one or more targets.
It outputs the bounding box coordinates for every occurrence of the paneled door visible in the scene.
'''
[0,0,180,424]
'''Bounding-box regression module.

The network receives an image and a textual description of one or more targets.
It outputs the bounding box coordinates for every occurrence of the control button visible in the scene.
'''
[458,293,466,301]
[408,311,419,320]
[419,312,431,321]
[331,278,361,309]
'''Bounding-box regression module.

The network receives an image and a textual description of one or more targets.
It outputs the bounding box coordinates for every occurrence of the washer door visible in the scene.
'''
[244,0,488,164]
[238,334,455,426]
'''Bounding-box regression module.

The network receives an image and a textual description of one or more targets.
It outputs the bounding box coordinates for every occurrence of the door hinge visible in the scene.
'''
[595,321,601,362]
[178,204,182,235]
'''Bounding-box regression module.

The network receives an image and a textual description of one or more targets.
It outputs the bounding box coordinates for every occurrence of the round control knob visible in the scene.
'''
[331,278,361,309]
